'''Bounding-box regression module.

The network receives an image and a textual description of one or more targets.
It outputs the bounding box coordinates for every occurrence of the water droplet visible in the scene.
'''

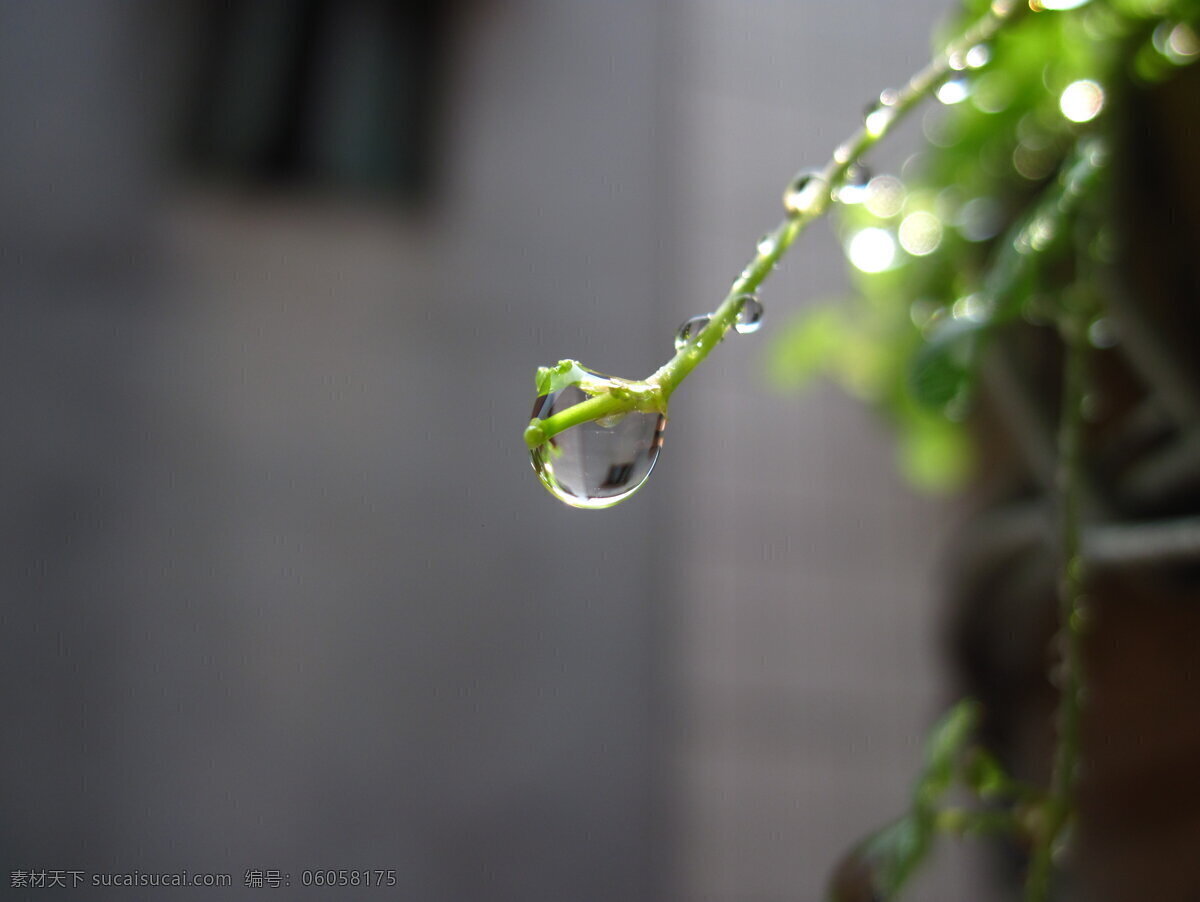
[529,377,666,510]
[834,163,872,204]
[783,169,829,215]
[756,232,777,255]
[674,315,711,350]
[965,43,992,68]
[863,102,896,137]
[734,295,764,334]
[936,78,970,105]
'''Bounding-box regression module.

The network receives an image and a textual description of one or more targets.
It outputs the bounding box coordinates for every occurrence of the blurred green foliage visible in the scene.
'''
[769,0,1200,493]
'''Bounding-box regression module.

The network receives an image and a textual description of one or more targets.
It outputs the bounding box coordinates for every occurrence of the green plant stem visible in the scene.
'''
[526,0,1027,448]
[934,807,1023,840]
[650,1,1023,398]
[1024,296,1090,902]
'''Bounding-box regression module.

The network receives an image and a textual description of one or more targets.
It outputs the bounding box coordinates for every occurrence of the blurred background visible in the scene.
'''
[1,1,988,899]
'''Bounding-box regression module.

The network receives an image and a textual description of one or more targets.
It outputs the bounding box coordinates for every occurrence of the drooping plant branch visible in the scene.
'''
[523,0,1028,452]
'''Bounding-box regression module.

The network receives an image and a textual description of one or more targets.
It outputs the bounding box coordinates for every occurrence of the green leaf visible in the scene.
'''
[766,308,850,389]
[897,418,973,492]
[908,317,986,409]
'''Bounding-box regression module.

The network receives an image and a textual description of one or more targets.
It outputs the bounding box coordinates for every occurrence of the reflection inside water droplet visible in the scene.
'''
[529,380,666,510]
[734,295,764,333]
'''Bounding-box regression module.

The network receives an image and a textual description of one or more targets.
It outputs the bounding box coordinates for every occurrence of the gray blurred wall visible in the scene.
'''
[1,2,990,901]
[3,2,661,900]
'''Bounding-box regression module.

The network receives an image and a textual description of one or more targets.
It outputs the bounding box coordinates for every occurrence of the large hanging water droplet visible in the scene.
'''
[734,295,764,334]
[529,377,666,510]
[674,314,711,350]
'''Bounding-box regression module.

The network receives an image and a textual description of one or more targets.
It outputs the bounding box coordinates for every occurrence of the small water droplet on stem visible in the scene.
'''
[783,169,829,216]
[734,295,764,334]
[834,162,871,204]
[674,315,711,350]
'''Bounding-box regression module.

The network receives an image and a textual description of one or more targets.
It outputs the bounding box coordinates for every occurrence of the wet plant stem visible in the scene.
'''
[1024,295,1090,902]
[526,0,1028,448]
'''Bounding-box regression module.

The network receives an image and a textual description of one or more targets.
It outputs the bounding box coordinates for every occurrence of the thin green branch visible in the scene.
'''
[526,0,1028,448]
[829,699,1040,901]
[1024,289,1091,902]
